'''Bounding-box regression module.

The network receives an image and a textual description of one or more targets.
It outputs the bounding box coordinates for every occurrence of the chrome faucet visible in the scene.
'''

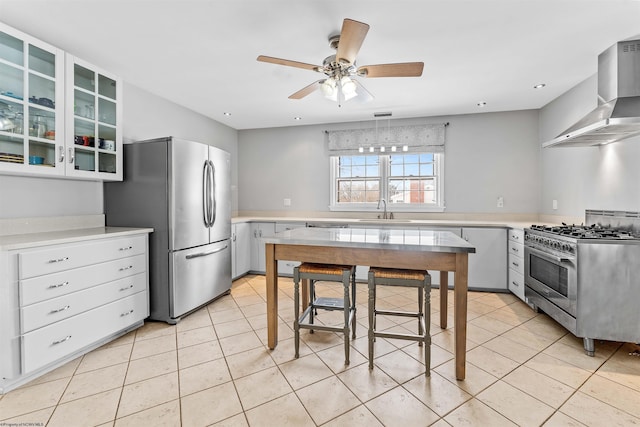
[377,198,388,219]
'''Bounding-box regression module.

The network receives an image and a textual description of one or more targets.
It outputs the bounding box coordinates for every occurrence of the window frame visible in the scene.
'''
[329,152,445,212]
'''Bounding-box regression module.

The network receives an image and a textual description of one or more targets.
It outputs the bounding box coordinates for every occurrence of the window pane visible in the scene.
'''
[404,154,420,163]
[405,164,419,176]
[365,165,377,176]
[352,156,366,166]
[340,157,352,166]
[390,164,403,176]
[419,153,434,162]
[337,180,351,202]
[420,164,434,176]
[339,166,351,177]
[352,166,364,177]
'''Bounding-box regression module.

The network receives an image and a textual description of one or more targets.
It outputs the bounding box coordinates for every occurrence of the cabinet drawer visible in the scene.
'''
[18,235,146,279]
[22,291,147,373]
[508,241,523,257]
[508,253,524,275]
[275,222,305,233]
[21,272,147,334]
[20,254,147,306]
[508,228,524,244]
[508,269,525,300]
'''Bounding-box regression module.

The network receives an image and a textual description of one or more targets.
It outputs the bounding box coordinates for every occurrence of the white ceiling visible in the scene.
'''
[1,0,639,130]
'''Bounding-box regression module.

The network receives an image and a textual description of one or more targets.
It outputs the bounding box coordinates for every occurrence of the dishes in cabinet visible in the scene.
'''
[28,155,44,165]
[0,152,24,163]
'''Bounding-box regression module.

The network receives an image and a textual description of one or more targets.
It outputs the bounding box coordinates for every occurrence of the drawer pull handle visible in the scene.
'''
[120,284,134,291]
[512,247,519,252]
[512,262,519,267]
[50,305,71,314]
[48,281,69,289]
[52,335,72,345]
[120,309,134,317]
[48,257,69,264]
[511,281,519,287]
[119,246,133,251]
[119,265,133,272]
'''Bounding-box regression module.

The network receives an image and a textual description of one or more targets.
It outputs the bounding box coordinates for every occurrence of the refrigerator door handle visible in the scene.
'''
[185,244,229,259]
[202,161,210,227]
[209,160,217,228]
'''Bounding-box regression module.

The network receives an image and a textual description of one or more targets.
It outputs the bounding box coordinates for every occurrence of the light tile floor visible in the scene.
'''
[1,274,640,426]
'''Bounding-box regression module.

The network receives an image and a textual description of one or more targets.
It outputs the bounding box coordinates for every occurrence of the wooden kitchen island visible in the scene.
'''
[263,227,476,380]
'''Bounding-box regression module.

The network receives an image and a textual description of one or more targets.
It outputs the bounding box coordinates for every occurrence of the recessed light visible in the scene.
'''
[294,117,301,121]
[534,83,546,89]
[223,112,231,116]
[477,101,487,107]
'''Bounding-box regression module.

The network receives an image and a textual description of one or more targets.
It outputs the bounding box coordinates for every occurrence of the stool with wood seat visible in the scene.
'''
[367,267,431,375]
[293,263,356,364]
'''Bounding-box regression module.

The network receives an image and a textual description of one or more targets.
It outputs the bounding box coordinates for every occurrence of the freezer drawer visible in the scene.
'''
[170,240,231,319]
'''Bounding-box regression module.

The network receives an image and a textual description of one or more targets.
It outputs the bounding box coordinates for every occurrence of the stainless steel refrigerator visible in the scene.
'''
[104,137,231,324]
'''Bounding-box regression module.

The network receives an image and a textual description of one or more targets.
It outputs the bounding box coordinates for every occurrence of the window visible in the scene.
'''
[330,152,444,211]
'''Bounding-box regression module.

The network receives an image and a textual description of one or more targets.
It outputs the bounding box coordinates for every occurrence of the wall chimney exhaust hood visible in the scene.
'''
[543,39,640,148]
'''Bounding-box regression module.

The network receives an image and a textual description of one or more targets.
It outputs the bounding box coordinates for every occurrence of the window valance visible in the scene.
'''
[327,123,447,155]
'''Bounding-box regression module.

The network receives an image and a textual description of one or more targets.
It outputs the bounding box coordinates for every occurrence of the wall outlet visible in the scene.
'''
[552,199,558,210]
[497,196,504,208]
[283,198,291,207]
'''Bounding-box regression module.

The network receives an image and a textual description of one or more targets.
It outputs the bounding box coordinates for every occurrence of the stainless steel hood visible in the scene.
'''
[543,39,640,148]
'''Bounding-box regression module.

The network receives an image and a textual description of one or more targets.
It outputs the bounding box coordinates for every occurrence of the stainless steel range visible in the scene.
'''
[524,210,640,356]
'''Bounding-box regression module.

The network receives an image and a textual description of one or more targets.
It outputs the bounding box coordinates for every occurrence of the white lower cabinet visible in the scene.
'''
[250,222,275,273]
[275,222,305,276]
[507,228,525,301]
[0,231,150,394]
[232,222,251,279]
[462,227,507,291]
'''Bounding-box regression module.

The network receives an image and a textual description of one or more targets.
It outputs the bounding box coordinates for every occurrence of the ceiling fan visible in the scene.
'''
[257,18,424,105]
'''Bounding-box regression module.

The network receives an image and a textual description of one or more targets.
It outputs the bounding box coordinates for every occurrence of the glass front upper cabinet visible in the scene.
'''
[66,57,122,180]
[0,23,65,176]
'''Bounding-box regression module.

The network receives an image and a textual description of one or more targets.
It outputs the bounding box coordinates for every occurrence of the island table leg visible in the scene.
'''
[266,243,278,350]
[454,253,468,380]
[440,271,448,329]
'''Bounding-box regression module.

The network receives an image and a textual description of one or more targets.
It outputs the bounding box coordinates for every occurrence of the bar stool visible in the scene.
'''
[367,267,431,375]
[293,263,356,364]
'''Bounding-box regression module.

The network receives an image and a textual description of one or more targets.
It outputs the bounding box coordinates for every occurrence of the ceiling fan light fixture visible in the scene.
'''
[340,76,357,100]
[321,79,337,99]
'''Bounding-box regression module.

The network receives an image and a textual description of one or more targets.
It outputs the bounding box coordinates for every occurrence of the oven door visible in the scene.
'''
[524,245,577,316]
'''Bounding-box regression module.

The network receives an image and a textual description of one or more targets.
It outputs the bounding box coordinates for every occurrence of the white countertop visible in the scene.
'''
[262,227,476,253]
[232,216,536,230]
[0,227,154,251]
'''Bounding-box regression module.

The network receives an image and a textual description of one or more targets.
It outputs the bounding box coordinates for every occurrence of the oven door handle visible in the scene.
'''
[526,245,575,264]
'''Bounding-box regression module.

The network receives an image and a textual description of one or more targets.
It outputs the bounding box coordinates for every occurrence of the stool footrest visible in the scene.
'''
[313,297,345,310]
[375,309,422,318]
[374,328,428,342]
[298,307,356,334]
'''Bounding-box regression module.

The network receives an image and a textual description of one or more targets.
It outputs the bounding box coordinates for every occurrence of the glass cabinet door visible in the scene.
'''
[0,23,64,176]
[67,57,121,179]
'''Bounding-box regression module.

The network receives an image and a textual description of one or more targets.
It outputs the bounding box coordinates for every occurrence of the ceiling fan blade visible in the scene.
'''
[357,62,424,78]
[257,55,321,72]
[335,18,370,65]
[352,80,374,102]
[289,80,323,99]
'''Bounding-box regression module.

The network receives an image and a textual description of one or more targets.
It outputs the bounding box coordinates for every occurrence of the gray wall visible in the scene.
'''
[539,74,640,217]
[0,83,239,219]
[238,110,540,214]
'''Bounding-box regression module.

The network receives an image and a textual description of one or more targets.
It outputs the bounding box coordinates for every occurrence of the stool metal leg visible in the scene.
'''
[343,269,351,365]
[424,276,431,376]
[418,286,424,346]
[309,279,315,333]
[293,267,300,358]
[351,269,357,339]
[367,270,375,370]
